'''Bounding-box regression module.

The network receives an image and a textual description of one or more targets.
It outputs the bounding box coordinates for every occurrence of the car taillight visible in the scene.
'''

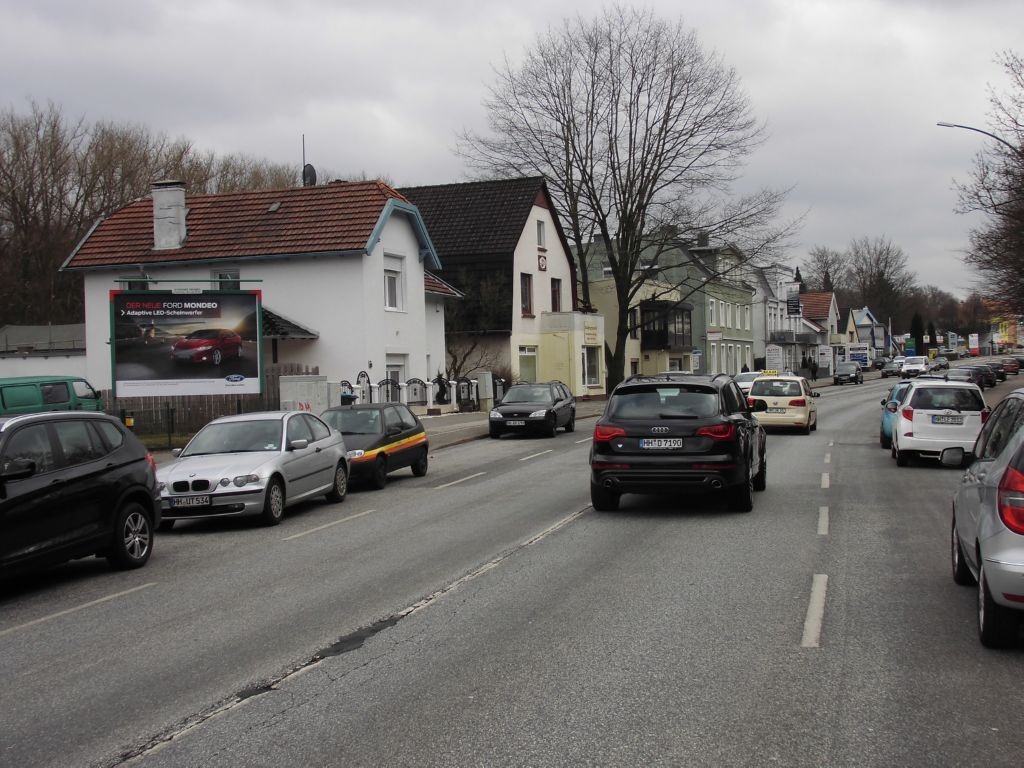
[696,423,736,440]
[747,397,756,407]
[982,408,991,424]
[998,465,1024,535]
[594,424,626,441]
[788,398,806,407]
[901,407,914,421]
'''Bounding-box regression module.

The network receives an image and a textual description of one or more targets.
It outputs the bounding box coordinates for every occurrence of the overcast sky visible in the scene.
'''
[2,0,1021,298]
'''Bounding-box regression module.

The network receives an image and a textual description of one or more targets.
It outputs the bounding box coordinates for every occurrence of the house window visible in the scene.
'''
[602,266,613,277]
[518,345,537,381]
[583,346,600,386]
[521,273,533,316]
[384,255,405,311]
[745,305,751,330]
[709,343,717,374]
[708,300,715,326]
[719,301,726,328]
[126,279,149,291]
[213,269,240,291]
[629,307,639,339]
[537,220,546,248]
[551,278,562,312]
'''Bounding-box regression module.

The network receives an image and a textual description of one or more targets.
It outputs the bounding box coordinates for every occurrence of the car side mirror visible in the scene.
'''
[812,391,821,398]
[940,447,965,467]
[172,448,182,457]
[0,457,37,482]
[885,402,898,413]
[288,438,310,451]
[750,399,768,412]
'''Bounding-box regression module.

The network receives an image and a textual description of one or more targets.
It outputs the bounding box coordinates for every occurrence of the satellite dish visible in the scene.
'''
[302,164,317,187]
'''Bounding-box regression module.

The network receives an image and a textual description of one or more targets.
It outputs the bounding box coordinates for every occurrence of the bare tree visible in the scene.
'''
[802,246,849,295]
[954,51,1024,316]
[0,100,299,327]
[846,236,917,329]
[459,6,797,388]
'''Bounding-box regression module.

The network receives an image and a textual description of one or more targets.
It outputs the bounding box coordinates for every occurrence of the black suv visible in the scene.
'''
[0,412,160,577]
[589,373,767,512]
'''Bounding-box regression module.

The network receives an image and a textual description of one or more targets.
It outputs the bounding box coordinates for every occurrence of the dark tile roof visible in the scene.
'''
[399,177,547,259]
[261,307,319,340]
[63,181,409,270]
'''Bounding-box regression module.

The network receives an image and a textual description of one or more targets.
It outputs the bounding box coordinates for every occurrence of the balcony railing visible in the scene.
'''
[769,330,796,343]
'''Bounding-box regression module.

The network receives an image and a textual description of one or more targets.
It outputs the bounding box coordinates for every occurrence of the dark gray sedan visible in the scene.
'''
[489,382,576,438]
[157,411,349,527]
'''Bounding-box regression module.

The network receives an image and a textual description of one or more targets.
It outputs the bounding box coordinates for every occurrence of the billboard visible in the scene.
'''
[786,283,801,315]
[111,291,263,397]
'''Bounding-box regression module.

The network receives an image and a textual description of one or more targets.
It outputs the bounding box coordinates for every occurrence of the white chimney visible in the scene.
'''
[152,180,187,250]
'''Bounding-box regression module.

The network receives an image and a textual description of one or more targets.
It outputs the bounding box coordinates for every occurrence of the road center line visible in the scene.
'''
[824,452,831,464]
[283,509,377,541]
[575,437,592,444]
[0,583,157,639]
[818,506,829,536]
[801,574,829,648]
[821,472,830,489]
[435,472,486,489]
[519,449,553,462]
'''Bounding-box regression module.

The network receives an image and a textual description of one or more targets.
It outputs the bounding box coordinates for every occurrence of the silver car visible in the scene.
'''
[943,387,1024,647]
[157,411,349,528]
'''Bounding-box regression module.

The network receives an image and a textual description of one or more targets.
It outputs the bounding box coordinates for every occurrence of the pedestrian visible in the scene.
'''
[810,359,818,380]
[741,363,749,372]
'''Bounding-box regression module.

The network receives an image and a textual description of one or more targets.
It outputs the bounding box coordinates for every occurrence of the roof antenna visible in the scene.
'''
[301,134,317,187]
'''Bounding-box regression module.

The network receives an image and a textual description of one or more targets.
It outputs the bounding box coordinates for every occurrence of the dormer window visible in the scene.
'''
[537,220,546,249]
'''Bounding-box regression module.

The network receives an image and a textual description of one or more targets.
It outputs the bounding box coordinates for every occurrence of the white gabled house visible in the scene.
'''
[61,179,459,394]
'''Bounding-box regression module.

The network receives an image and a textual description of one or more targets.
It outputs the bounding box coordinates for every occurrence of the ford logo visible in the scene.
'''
[650,426,670,434]
[225,374,245,383]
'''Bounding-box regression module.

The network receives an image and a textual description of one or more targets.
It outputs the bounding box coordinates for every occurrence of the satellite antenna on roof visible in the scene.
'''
[302,163,317,187]
[301,134,317,186]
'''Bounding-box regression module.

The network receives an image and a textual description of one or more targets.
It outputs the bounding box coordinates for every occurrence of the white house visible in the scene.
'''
[61,180,458,394]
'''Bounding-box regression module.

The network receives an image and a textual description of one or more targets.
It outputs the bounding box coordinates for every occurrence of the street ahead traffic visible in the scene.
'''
[2,370,1023,767]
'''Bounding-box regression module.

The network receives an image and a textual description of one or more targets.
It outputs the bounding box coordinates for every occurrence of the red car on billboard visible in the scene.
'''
[171,329,243,365]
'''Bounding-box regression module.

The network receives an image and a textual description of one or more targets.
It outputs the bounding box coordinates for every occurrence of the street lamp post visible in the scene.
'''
[937,121,1022,155]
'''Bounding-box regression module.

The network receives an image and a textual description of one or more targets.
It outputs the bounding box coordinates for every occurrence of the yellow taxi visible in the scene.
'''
[746,373,820,434]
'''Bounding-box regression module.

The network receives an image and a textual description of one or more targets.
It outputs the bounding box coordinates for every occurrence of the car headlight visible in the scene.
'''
[347,449,365,460]
[489,410,502,419]
[529,409,548,418]
[194,344,214,352]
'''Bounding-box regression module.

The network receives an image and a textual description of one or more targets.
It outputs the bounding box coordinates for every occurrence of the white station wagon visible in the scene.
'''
[889,380,989,466]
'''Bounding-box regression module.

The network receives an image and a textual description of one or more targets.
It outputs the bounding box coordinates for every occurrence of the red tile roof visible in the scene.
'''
[800,291,834,320]
[63,181,409,270]
[424,271,463,298]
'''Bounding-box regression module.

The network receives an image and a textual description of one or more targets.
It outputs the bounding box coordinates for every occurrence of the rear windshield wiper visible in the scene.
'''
[657,413,698,419]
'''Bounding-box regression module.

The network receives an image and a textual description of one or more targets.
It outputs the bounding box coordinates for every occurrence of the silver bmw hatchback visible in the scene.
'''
[157,411,349,528]
[943,388,1024,647]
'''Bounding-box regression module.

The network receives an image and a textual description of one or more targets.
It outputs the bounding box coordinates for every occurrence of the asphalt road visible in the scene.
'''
[2,370,1023,767]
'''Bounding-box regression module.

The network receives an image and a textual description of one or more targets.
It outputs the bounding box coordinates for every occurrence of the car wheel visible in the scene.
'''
[212,349,223,365]
[802,418,811,435]
[727,472,754,512]
[565,412,575,433]
[158,519,176,532]
[978,563,1019,648]
[411,449,429,477]
[370,456,388,490]
[325,463,348,502]
[546,414,557,438]
[107,501,153,570]
[895,444,910,467]
[752,454,767,492]
[261,478,285,525]
[811,413,818,432]
[951,516,975,586]
[590,480,620,511]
